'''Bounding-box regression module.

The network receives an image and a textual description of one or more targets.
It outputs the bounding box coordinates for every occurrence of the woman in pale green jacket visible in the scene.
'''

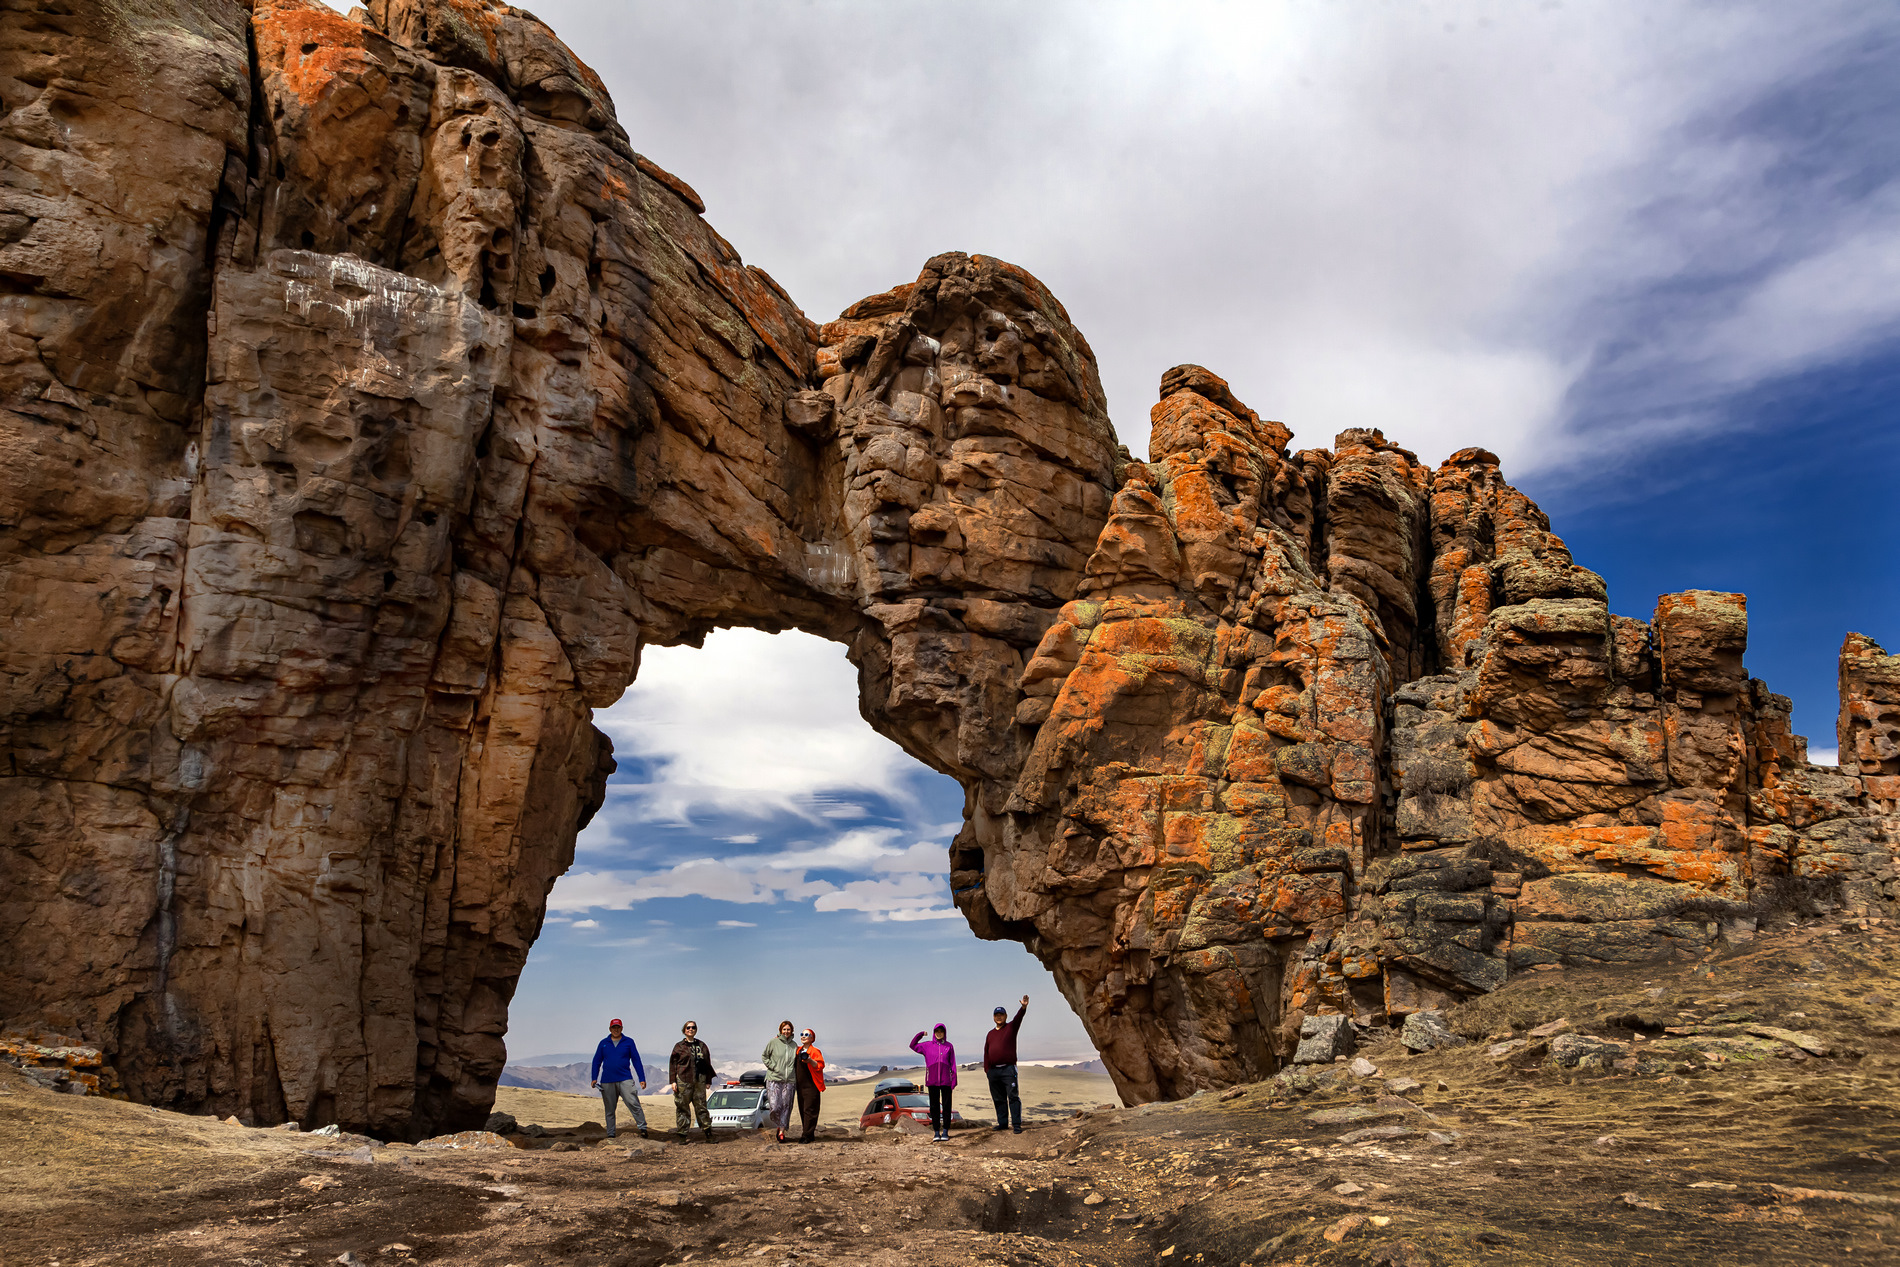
[761,1020,798,1143]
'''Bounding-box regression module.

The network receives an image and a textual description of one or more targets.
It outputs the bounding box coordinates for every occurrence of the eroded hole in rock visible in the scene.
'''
[505,628,1099,1100]
[291,509,350,556]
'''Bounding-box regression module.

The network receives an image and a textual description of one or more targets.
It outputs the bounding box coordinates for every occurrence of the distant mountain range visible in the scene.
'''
[509,1051,592,1067]
[498,1061,593,1094]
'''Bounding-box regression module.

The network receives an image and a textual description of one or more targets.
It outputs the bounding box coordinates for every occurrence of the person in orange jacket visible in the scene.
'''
[793,1027,826,1143]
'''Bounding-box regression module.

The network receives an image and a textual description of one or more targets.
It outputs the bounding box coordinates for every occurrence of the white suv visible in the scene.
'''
[706,1073,772,1131]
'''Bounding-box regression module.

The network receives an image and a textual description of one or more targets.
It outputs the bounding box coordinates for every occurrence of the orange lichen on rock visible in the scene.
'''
[1,1031,128,1099]
[253,0,375,107]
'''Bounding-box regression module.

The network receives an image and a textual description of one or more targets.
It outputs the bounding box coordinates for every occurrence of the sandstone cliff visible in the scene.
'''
[2,0,1894,1132]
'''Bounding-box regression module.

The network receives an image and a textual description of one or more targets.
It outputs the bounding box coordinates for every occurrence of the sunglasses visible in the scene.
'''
[683,1025,697,1031]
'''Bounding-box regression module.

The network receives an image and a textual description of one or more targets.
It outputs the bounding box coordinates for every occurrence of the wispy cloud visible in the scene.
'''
[550,824,960,921]
[815,874,965,921]
[525,0,1898,484]
[716,920,758,928]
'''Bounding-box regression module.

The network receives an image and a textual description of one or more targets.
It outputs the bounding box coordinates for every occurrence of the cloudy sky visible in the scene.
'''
[337,1,1900,1068]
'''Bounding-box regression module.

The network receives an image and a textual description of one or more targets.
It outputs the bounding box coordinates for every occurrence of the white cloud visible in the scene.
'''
[524,0,1896,479]
[592,629,926,824]
[1808,747,1840,767]
[717,920,758,928]
[722,834,760,845]
[549,824,957,920]
[549,860,831,911]
[817,803,870,819]
[813,874,957,920]
[866,840,957,874]
[570,919,600,930]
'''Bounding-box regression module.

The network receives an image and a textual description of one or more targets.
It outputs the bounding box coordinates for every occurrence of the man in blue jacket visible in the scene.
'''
[590,1018,648,1139]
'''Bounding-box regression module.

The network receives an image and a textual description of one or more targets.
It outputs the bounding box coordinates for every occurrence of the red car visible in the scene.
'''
[860,1091,963,1130]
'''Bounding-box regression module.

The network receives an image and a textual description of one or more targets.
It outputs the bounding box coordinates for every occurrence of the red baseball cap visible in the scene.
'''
[609,1018,623,1028]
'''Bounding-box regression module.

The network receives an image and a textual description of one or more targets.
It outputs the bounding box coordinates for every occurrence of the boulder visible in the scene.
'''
[1545,1034,1628,1072]
[416,1130,513,1150]
[1401,1011,1467,1053]
[1294,1014,1356,1064]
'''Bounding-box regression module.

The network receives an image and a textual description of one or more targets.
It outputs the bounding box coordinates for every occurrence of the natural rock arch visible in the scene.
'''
[3,0,1895,1138]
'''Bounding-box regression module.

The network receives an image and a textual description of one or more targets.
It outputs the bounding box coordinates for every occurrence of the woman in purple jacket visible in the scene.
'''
[910,1022,957,1142]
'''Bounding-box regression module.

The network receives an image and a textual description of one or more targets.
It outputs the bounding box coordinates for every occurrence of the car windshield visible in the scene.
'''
[893,1094,930,1107]
[708,1091,760,1110]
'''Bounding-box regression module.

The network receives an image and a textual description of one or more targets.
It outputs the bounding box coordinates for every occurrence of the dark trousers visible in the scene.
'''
[927,1084,953,1134]
[986,1064,1021,1130]
[796,1079,821,1141]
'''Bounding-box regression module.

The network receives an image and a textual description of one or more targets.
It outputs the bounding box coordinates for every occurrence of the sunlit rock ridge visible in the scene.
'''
[2,0,1895,1135]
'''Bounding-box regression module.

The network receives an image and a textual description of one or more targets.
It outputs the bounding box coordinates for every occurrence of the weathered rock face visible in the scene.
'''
[2,0,1895,1131]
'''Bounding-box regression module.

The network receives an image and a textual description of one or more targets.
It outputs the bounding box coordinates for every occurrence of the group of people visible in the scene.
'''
[910,994,1030,1140]
[586,1018,733,1142]
[586,994,1033,1144]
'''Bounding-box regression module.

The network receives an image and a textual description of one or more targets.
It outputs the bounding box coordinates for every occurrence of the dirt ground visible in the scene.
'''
[3,914,1896,1267]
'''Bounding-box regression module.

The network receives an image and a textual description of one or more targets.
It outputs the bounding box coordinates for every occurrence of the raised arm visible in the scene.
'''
[910,1031,927,1054]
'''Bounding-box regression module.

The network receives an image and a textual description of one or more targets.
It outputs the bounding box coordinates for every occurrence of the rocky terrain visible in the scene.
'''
[2,0,1897,1143]
[3,916,1895,1266]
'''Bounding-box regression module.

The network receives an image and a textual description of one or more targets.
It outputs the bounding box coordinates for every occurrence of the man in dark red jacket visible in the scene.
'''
[982,995,1029,1133]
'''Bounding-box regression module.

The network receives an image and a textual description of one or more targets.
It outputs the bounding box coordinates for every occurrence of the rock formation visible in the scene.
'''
[2,0,1894,1131]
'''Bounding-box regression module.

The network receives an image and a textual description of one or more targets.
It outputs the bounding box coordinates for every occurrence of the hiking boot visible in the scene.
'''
[605,1129,616,1139]
[1012,1126,1023,1134]
[703,1128,714,1143]
[639,1127,648,1140]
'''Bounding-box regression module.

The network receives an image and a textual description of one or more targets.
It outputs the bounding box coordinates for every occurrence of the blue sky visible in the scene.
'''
[309,1,1900,1065]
